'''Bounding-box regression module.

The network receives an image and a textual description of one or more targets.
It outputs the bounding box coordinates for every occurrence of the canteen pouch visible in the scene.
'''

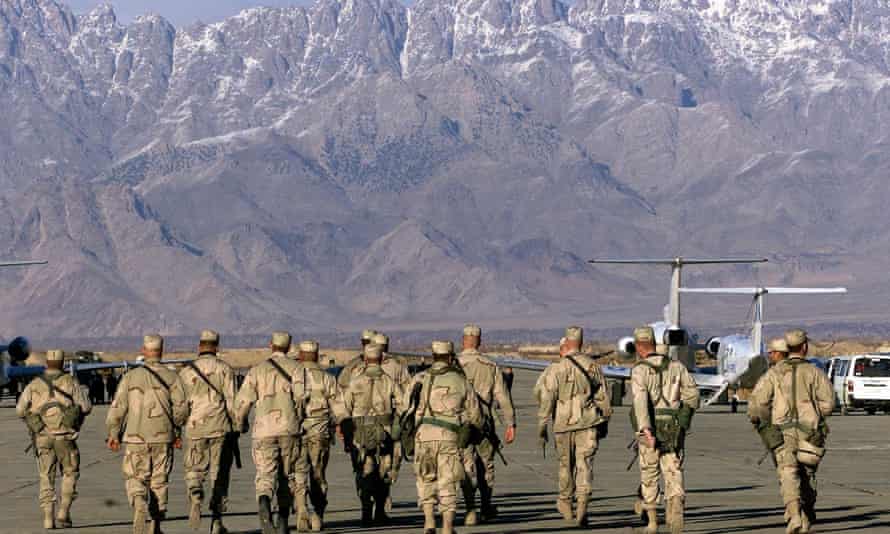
[60,403,83,431]
[757,422,785,450]
[796,438,825,467]
[676,403,695,431]
[654,417,683,453]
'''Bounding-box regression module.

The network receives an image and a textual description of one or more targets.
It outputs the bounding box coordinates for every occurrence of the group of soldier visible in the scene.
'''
[15,322,833,534]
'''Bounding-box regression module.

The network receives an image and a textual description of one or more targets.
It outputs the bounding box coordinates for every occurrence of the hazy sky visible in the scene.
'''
[66,1,309,26]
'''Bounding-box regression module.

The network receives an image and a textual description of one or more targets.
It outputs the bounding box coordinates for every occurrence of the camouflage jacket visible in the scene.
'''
[630,354,700,431]
[458,349,516,427]
[106,362,188,444]
[179,353,237,440]
[342,363,405,421]
[407,361,482,443]
[336,354,364,391]
[748,355,834,437]
[17,370,92,440]
[292,360,344,438]
[535,351,612,433]
[381,353,411,390]
[235,352,301,440]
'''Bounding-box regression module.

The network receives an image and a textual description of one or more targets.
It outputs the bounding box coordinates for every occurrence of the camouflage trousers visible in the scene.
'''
[304,435,331,513]
[184,436,234,513]
[555,428,599,501]
[122,443,173,516]
[35,435,80,508]
[350,445,393,507]
[461,437,496,506]
[638,443,684,505]
[415,440,464,513]
[251,435,308,511]
[775,442,820,512]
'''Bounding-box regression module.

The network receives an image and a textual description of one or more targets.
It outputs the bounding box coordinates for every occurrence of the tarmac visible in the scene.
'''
[1,368,888,533]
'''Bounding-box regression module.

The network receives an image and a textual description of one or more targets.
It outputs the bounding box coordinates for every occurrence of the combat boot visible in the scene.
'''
[480,487,498,521]
[643,505,658,534]
[295,497,310,532]
[422,503,436,534]
[210,518,227,534]
[56,498,73,528]
[188,494,202,531]
[785,501,804,534]
[556,499,573,523]
[575,495,589,527]
[132,497,148,534]
[257,496,274,534]
[276,510,289,534]
[309,511,323,532]
[375,498,390,525]
[42,505,55,530]
[360,500,374,528]
[442,510,457,534]
[667,496,684,534]
[462,483,477,526]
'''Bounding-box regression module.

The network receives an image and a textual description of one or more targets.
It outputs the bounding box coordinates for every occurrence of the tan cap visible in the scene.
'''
[784,329,808,347]
[361,329,377,341]
[200,329,219,343]
[143,334,164,351]
[768,338,789,353]
[463,324,481,337]
[634,326,655,344]
[271,331,291,348]
[565,326,583,341]
[46,349,64,362]
[299,340,319,353]
[365,344,383,360]
[432,340,454,355]
[371,333,389,345]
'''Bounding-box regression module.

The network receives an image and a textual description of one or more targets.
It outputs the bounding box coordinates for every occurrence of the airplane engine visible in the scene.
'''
[705,337,721,358]
[617,336,636,355]
[7,336,30,362]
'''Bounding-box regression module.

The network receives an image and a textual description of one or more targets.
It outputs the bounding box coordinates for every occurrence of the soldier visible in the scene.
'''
[534,326,611,527]
[17,349,92,530]
[457,324,516,525]
[234,331,309,534]
[178,330,239,534]
[337,343,404,526]
[767,338,790,366]
[292,340,343,532]
[373,332,411,512]
[748,329,834,534]
[337,329,377,391]
[106,335,188,534]
[630,326,699,534]
[405,340,482,534]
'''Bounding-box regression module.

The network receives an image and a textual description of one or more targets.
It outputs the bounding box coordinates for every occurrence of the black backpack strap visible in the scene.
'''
[267,358,293,383]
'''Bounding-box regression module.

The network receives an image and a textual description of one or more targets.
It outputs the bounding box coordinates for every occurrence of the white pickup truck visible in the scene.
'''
[828,354,890,415]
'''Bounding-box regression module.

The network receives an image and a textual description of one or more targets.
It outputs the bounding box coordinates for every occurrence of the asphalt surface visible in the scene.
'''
[1,369,888,533]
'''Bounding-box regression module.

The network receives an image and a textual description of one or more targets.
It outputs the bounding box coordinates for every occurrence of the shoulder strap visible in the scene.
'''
[566,355,600,400]
[138,365,176,428]
[267,358,293,383]
[185,360,224,399]
[141,365,170,391]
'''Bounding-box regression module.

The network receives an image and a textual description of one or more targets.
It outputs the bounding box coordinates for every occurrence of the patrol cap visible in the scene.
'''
[784,329,808,347]
[46,349,64,362]
[463,324,481,337]
[432,340,454,355]
[143,334,164,351]
[271,331,291,348]
[634,326,655,344]
[768,338,789,353]
[365,343,383,361]
[361,329,377,341]
[200,329,219,343]
[565,326,583,342]
[299,340,319,353]
[371,333,389,346]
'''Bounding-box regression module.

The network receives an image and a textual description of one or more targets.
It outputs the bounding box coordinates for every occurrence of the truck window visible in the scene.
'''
[854,358,890,377]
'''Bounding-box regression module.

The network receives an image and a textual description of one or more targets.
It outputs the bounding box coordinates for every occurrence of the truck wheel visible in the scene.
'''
[866,407,877,415]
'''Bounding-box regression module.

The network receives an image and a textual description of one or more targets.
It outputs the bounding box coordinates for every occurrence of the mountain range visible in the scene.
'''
[0,0,885,341]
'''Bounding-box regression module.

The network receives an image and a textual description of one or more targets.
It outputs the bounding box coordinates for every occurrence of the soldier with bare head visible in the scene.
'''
[178,330,239,534]
[234,331,309,534]
[405,340,482,534]
[291,340,343,532]
[106,335,188,534]
[338,343,404,526]
[630,326,699,534]
[17,349,92,530]
[748,329,834,534]
[534,326,612,527]
[457,324,516,525]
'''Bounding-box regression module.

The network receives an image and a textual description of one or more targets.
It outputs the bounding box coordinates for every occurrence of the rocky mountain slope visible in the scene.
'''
[0,0,882,339]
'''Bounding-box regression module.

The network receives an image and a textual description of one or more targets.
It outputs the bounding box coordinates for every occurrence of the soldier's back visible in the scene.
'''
[239,355,301,439]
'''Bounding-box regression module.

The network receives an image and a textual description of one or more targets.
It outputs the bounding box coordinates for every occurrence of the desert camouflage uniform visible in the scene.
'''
[17,368,92,525]
[234,352,308,520]
[458,348,515,519]
[380,351,411,491]
[292,360,343,521]
[341,361,405,523]
[408,361,482,517]
[106,361,188,522]
[535,351,611,523]
[631,354,699,527]
[748,353,834,532]
[179,352,238,519]
[336,355,364,391]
